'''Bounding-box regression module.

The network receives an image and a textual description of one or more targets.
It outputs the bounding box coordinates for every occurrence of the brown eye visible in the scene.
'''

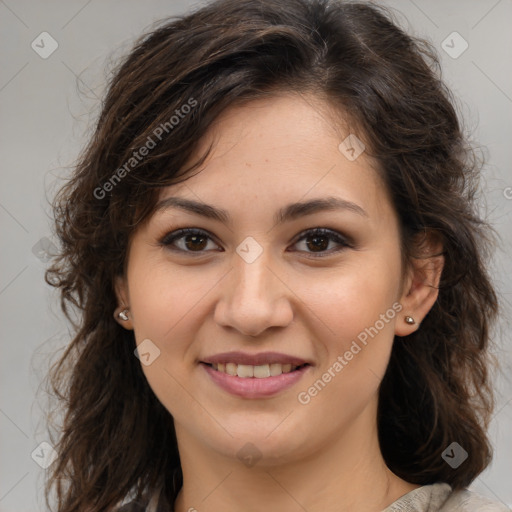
[160,228,220,253]
[182,233,208,251]
[305,233,329,252]
[160,227,352,257]
[291,228,352,257]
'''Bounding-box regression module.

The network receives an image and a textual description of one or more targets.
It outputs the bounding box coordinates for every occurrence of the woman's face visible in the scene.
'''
[117,93,415,465]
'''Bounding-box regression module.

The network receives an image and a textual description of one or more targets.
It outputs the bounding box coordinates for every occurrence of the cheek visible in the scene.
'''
[128,260,207,341]
[300,257,401,347]
[126,262,204,415]
[295,256,401,414]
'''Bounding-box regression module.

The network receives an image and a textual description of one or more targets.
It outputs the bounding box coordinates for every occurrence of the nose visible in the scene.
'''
[214,248,294,338]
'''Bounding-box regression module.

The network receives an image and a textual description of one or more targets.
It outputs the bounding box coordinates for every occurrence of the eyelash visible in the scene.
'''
[159,227,352,258]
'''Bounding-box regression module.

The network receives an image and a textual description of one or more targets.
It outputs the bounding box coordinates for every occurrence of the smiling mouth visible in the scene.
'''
[202,362,309,378]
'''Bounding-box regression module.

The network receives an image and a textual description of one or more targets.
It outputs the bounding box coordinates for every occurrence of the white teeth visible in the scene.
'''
[253,364,270,378]
[211,362,301,377]
[269,363,282,376]
[226,363,237,376]
[237,364,253,378]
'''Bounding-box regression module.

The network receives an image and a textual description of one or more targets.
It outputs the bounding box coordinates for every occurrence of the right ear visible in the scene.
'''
[113,275,134,330]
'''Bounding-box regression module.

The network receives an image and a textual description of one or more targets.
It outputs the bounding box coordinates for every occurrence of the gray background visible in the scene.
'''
[1,0,511,510]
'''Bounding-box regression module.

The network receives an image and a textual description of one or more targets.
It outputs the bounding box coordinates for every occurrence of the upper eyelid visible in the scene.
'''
[160,227,219,245]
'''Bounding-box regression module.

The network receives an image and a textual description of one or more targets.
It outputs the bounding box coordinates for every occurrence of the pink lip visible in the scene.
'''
[201,351,310,366]
[201,362,311,399]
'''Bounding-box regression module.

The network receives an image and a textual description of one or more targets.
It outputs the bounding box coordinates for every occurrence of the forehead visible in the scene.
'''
[157,93,395,225]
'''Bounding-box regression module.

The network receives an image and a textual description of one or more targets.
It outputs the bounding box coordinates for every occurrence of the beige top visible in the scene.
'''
[383,483,510,511]
[119,482,511,511]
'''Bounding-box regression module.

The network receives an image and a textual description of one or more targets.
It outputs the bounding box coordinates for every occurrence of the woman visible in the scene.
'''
[44,0,508,511]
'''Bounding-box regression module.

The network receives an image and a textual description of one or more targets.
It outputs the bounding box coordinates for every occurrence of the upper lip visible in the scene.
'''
[201,351,311,366]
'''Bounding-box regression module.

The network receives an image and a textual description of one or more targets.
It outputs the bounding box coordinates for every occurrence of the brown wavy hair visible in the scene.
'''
[44,0,499,510]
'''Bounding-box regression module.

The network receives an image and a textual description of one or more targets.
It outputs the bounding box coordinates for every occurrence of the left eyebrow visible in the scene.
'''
[154,195,368,226]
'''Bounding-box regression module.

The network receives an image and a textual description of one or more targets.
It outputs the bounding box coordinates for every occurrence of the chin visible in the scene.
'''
[209,424,310,465]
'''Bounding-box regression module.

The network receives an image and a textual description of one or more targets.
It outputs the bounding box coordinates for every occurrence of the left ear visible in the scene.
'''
[395,230,444,337]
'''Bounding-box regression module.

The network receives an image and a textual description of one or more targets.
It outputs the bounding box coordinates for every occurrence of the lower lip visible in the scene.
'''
[201,363,310,398]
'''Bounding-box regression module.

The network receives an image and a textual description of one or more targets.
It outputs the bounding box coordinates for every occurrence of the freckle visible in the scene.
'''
[246,162,251,167]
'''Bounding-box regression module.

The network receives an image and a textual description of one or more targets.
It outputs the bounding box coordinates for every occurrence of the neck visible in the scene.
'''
[173,399,419,512]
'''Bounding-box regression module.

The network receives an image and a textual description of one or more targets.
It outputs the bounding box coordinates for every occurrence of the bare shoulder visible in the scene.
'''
[441,488,511,511]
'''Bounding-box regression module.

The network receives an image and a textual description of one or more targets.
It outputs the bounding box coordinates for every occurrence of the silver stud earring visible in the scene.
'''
[118,309,129,321]
[404,316,415,325]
